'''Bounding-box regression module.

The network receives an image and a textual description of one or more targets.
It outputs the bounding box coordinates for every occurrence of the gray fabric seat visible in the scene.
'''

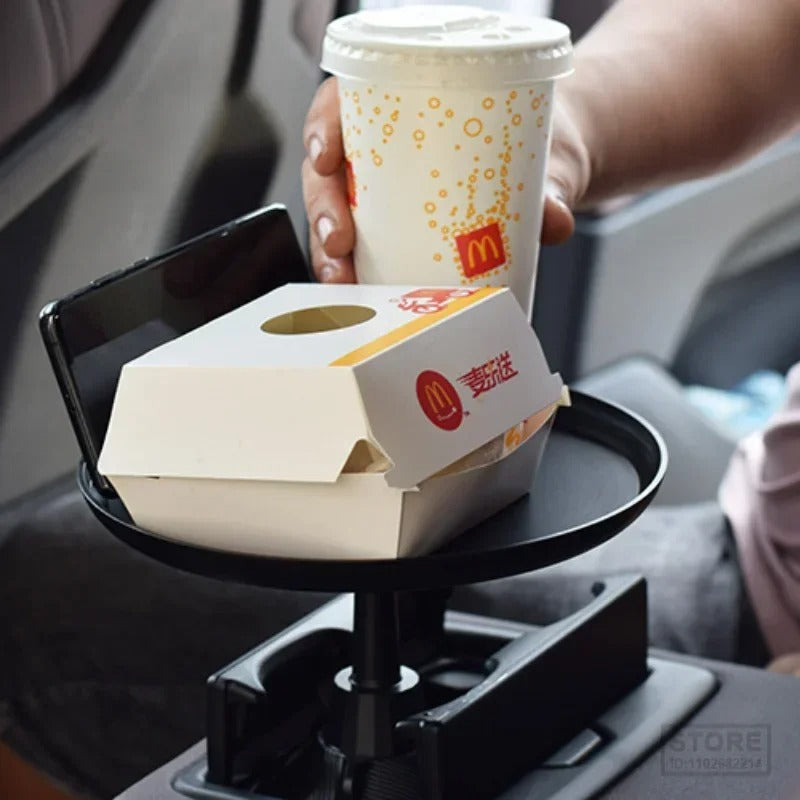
[0,475,331,797]
[0,0,125,150]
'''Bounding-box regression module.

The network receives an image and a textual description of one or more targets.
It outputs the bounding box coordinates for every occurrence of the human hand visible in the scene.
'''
[302,77,591,283]
[302,78,356,284]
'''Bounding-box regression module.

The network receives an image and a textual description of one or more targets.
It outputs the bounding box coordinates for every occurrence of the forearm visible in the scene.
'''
[563,0,800,207]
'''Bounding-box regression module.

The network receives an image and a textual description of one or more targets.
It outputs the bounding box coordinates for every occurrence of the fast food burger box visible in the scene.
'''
[98,283,567,560]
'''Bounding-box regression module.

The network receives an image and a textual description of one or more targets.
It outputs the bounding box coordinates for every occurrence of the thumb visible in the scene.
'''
[540,93,592,246]
[540,179,576,245]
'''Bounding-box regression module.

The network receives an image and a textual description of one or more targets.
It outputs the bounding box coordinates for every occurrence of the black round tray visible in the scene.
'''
[79,390,666,592]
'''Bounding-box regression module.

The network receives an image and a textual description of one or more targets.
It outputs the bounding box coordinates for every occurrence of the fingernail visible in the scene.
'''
[545,181,569,210]
[316,215,335,246]
[308,134,323,162]
[320,264,339,283]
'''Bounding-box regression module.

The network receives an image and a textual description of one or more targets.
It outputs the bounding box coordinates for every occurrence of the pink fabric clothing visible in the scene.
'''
[720,362,800,657]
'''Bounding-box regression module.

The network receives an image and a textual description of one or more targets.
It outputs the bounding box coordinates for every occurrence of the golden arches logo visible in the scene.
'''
[424,381,450,411]
[455,222,507,278]
[467,236,499,270]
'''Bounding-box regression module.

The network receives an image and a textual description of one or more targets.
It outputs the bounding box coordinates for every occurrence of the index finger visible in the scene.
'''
[303,78,344,177]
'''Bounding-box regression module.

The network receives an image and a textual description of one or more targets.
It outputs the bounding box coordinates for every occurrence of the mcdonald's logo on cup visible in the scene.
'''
[416,370,464,431]
[455,222,506,279]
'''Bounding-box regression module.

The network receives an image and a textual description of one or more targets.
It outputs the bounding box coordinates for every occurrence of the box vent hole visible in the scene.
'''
[261,305,376,335]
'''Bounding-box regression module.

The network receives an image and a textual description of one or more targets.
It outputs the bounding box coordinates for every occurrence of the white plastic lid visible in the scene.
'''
[322,5,573,87]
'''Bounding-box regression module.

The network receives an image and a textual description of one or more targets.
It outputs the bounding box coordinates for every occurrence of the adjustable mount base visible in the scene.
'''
[171,577,717,800]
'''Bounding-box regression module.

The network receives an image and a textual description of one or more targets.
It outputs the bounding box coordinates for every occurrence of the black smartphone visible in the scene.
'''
[39,204,310,495]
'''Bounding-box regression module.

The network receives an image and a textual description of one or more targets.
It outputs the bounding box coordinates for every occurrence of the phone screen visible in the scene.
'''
[43,207,309,489]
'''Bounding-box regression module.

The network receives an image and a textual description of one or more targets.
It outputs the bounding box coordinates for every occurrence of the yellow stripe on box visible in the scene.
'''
[330,287,499,367]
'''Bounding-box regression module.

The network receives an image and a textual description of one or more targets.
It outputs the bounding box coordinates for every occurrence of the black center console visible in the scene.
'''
[168,586,714,800]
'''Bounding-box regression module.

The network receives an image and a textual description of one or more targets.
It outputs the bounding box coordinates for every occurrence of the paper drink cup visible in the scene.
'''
[321,5,573,317]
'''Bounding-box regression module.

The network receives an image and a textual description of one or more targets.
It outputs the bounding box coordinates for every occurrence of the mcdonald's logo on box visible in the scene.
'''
[455,222,506,279]
[416,370,464,431]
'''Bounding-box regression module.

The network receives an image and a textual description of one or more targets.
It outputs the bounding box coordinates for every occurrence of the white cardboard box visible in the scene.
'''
[98,284,565,559]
